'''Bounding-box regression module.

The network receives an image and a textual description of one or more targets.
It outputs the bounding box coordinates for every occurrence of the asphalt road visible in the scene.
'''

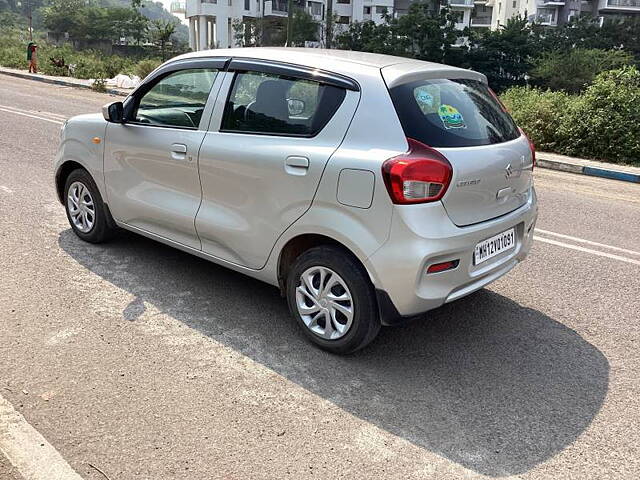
[1,75,639,480]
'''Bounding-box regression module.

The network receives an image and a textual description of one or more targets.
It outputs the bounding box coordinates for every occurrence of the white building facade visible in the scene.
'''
[173,0,639,50]
[173,0,395,50]
[486,0,639,28]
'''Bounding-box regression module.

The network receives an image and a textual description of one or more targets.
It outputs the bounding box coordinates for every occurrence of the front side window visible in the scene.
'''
[221,71,346,136]
[389,78,520,147]
[134,68,218,129]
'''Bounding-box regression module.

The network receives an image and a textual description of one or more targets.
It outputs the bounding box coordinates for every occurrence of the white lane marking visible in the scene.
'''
[0,394,84,480]
[0,186,12,194]
[534,236,640,266]
[536,228,640,257]
[0,104,67,121]
[0,107,64,125]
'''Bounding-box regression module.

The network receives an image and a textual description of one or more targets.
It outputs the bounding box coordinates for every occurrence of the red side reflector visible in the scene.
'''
[427,260,459,274]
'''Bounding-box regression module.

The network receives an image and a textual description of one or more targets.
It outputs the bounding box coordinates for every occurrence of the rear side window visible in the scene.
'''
[389,78,520,147]
[221,71,346,137]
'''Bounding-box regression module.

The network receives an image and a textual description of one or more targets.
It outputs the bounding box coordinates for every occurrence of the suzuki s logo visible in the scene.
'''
[505,157,524,180]
[504,163,514,179]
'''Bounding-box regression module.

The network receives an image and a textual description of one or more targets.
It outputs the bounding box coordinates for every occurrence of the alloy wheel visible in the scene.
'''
[67,181,95,233]
[295,266,354,340]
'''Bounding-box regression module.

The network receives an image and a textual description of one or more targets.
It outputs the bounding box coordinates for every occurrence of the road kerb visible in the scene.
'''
[0,67,128,97]
[537,157,640,184]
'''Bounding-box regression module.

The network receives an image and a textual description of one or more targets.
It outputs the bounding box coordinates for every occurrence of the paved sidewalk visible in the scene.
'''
[537,152,640,183]
[0,66,130,97]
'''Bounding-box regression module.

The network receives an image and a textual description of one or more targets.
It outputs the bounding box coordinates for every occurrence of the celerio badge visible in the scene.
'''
[456,179,481,187]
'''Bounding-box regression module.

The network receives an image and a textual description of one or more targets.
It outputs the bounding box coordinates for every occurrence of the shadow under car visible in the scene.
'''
[58,228,609,477]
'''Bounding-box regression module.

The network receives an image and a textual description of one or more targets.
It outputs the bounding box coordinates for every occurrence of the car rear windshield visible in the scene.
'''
[389,78,520,148]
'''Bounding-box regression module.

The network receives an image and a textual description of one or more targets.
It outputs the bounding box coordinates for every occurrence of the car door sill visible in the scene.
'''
[114,220,277,286]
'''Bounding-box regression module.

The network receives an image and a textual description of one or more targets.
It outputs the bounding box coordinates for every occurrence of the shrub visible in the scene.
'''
[503,66,640,165]
[103,55,136,78]
[91,77,107,93]
[558,66,640,164]
[0,43,26,69]
[530,48,633,94]
[500,87,572,152]
[134,59,162,80]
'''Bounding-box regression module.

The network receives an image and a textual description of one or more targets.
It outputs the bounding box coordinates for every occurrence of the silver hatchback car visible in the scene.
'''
[55,48,537,354]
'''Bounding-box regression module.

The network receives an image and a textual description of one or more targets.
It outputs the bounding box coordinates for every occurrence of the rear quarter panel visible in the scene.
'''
[265,70,408,288]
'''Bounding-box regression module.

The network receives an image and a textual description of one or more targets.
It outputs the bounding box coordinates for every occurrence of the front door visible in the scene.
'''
[195,66,359,269]
[104,66,223,249]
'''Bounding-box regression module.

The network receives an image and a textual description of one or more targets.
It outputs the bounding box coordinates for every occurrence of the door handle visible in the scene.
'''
[171,143,187,161]
[284,156,309,176]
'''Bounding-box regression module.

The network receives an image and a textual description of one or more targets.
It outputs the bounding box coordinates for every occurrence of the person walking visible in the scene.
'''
[27,42,38,73]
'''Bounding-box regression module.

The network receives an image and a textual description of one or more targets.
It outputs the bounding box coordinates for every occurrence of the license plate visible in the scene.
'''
[474,228,516,265]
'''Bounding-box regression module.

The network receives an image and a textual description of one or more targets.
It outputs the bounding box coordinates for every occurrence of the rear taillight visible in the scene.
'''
[519,128,536,169]
[382,138,452,204]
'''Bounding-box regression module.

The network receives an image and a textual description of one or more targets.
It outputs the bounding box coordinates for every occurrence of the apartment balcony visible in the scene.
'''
[264,0,289,16]
[539,0,565,5]
[307,1,324,20]
[535,12,557,24]
[448,0,475,7]
[602,0,640,9]
[471,15,492,26]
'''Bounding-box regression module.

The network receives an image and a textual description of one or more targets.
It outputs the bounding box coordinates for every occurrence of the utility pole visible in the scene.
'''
[27,0,33,41]
[286,0,293,46]
[325,0,332,49]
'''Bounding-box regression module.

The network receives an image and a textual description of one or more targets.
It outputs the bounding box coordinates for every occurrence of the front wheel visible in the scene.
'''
[64,169,115,243]
[286,246,381,354]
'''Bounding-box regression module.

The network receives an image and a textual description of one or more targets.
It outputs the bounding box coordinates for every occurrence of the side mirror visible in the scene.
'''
[102,101,124,123]
[287,98,305,116]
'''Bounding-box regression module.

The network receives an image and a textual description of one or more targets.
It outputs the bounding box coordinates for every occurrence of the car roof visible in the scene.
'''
[174,48,487,86]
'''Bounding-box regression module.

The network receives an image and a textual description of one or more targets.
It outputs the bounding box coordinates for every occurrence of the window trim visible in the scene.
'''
[123,58,230,129]
[219,70,348,139]
[227,58,360,92]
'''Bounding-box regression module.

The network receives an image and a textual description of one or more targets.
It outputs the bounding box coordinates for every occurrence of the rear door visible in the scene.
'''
[387,76,533,226]
[195,60,360,269]
[104,60,226,249]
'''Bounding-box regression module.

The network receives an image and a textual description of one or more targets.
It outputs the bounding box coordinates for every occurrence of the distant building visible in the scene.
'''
[173,0,394,50]
[174,0,639,49]
[487,0,639,28]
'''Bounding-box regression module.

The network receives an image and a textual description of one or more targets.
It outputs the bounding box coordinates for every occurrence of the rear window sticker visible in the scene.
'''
[438,104,466,129]
[414,85,440,114]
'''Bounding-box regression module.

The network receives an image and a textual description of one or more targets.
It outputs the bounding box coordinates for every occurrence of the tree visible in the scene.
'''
[129,0,148,45]
[42,0,86,37]
[466,17,537,91]
[336,2,459,62]
[325,0,333,48]
[290,9,317,46]
[530,48,633,94]
[151,18,176,60]
[286,0,293,45]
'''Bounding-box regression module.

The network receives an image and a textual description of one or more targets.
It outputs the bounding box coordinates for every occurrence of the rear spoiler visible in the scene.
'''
[381,62,487,89]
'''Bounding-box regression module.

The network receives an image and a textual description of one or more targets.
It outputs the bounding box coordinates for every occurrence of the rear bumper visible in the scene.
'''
[365,188,538,324]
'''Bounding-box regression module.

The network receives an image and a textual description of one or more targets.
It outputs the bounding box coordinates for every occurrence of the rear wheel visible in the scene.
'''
[64,169,115,243]
[286,246,381,354]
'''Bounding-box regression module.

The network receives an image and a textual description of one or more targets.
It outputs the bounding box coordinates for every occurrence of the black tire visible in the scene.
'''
[286,245,381,354]
[63,169,115,243]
